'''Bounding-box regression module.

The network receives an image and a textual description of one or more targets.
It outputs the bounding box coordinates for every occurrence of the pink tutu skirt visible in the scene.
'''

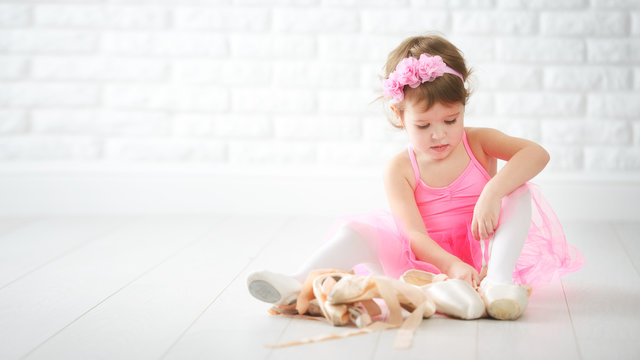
[329,183,584,286]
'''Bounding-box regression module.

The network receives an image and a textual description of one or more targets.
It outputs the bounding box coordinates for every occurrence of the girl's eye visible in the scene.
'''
[445,119,457,125]
[416,123,430,129]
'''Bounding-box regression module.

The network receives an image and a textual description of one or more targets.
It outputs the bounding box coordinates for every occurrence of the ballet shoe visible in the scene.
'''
[478,278,529,320]
[400,269,485,320]
[247,270,301,305]
[326,273,436,319]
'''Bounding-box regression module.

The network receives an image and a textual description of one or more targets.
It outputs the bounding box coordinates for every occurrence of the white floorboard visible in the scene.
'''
[0,215,638,360]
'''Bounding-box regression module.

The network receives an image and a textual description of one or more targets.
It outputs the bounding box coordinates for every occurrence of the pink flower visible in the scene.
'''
[382,73,404,102]
[394,57,421,89]
[417,54,446,82]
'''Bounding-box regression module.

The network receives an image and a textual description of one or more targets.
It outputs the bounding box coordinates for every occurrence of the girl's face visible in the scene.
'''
[393,100,465,161]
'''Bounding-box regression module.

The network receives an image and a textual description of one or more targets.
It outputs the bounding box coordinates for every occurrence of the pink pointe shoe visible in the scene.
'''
[247,270,301,305]
[478,278,529,320]
[401,269,485,320]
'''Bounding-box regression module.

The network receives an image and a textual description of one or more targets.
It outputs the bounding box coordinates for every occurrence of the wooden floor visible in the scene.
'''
[0,214,639,360]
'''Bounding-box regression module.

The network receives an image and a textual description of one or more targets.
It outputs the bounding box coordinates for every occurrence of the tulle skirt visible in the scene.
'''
[329,183,584,286]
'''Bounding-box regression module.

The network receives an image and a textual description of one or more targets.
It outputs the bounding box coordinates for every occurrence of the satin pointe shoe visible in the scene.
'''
[401,269,485,320]
[247,270,302,305]
[478,278,529,320]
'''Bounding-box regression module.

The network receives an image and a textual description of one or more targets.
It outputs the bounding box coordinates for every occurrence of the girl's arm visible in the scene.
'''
[470,127,550,240]
[383,154,480,286]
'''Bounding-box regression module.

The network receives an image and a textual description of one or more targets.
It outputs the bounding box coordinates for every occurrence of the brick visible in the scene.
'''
[541,119,631,145]
[592,0,640,8]
[103,31,227,57]
[235,0,318,5]
[544,66,631,90]
[496,0,586,9]
[496,93,584,117]
[633,12,640,35]
[0,109,27,134]
[453,12,536,35]
[274,115,360,140]
[541,12,628,36]
[409,0,450,7]
[174,7,268,31]
[104,84,229,111]
[362,10,449,34]
[105,138,227,162]
[229,140,316,164]
[0,136,100,161]
[230,34,315,59]
[318,89,379,115]
[173,113,215,137]
[325,0,411,6]
[0,83,99,107]
[32,57,167,81]
[448,36,496,62]
[587,39,639,63]
[34,5,167,28]
[474,64,541,90]
[460,116,539,140]
[0,4,30,26]
[587,93,640,118]
[273,61,359,88]
[584,147,640,171]
[362,116,407,142]
[232,89,315,113]
[318,35,397,62]
[32,109,172,136]
[464,93,495,117]
[172,59,270,86]
[0,57,26,79]
[0,30,97,53]
[497,38,585,63]
[317,141,398,166]
[542,145,584,171]
[213,114,272,138]
[273,8,359,33]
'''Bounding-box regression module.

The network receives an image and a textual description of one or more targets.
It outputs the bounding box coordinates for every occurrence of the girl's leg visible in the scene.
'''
[290,223,384,282]
[484,186,532,284]
[479,186,531,320]
[247,222,383,304]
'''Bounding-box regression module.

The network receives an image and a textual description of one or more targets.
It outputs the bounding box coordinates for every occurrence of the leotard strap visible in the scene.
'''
[407,145,422,186]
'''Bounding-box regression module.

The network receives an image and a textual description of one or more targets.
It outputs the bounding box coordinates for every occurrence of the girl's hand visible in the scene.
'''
[472,191,502,241]
[444,260,480,288]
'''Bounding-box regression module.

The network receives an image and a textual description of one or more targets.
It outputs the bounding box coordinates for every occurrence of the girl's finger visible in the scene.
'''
[471,218,479,240]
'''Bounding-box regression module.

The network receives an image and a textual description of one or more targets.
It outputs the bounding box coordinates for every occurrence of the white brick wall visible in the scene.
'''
[0,0,639,174]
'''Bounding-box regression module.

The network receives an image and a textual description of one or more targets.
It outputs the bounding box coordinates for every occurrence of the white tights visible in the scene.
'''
[291,187,532,285]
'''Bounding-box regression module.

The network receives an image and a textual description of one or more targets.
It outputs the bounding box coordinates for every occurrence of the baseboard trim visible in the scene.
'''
[0,167,638,221]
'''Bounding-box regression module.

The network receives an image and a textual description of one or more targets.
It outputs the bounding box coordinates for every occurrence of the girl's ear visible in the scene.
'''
[390,104,405,128]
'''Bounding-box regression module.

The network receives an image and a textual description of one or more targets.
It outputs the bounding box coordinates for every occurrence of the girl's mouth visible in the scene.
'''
[431,144,449,153]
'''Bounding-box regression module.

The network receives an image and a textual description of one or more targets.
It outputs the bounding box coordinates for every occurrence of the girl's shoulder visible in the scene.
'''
[464,127,498,175]
[383,147,417,189]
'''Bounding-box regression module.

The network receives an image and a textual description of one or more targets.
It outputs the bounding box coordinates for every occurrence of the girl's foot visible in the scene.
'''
[247,270,301,305]
[478,278,528,320]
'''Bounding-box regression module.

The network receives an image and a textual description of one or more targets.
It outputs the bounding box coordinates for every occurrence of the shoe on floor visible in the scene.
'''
[478,278,528,320]
[247,270,301,305]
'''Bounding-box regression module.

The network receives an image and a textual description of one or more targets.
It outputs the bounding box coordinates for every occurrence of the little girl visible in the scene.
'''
[247,34,584,320]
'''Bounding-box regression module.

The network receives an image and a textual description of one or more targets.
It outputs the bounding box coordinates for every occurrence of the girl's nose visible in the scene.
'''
[432,128,445,140]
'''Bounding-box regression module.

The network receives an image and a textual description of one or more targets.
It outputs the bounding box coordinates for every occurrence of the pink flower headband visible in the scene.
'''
[382,54,464,103]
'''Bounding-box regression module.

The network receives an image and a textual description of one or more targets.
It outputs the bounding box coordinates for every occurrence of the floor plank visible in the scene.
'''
[613,222,640,277]
[163,215,336,360]
[561,221,640,360]
[0,215,217,359]
[0,216,130,289]
[25,215,288,360]
[477,280,580,360]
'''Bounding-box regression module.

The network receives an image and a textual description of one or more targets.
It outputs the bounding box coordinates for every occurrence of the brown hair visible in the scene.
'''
[382,34,472,128]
